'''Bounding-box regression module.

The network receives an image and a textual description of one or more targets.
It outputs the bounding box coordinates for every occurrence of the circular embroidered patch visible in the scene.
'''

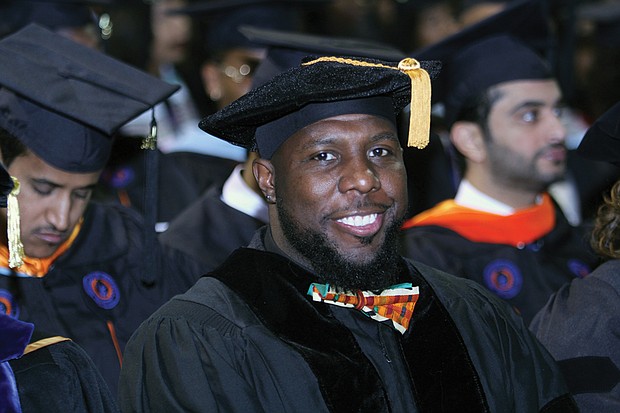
[0,289,19,317]
[567,259,590,279]
[483,259,523,299]
[103,166,135,189]
[82,272,120,310]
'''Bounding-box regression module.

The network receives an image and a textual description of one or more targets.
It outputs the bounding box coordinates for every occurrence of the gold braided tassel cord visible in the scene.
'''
[398,58,431,149]
[302,56,432,149]
[141,110,158,150]
[8,176,24,268]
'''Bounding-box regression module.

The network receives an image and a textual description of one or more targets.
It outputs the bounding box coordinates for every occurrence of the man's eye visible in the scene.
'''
[369,148,390,157]
[73,190,91,200]
[521,110,539,123]
[33,186,52,196]
[313,152,336,161]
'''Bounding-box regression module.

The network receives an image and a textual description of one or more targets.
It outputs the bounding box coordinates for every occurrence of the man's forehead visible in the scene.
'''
[491,79,562,105]
[309,113,398,127]
[11,150,102,184]
[281,114,399,155]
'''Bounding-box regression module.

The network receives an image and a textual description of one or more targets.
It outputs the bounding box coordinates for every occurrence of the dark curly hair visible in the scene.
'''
[591,179,620,260]
[0,127,27,167]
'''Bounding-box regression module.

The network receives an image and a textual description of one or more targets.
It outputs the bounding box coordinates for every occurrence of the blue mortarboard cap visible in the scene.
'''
[239,25,406,88]
[578,101,620,166]
[0,24,179,173]
[415,0,553,126]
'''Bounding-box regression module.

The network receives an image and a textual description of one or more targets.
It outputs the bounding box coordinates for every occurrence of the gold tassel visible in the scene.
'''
[8,176,24,268]
[141,109,158,150]
[302,56,432,149]
[398,58,431,149]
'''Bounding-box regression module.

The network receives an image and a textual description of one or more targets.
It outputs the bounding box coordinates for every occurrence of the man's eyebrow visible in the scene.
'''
[300,136,336,151]
[509,100,546,115]
[369,131,399,144]
[509,97,565,115]
[300,131,399,151]
[30,178,97,191]
[31,178,61,188]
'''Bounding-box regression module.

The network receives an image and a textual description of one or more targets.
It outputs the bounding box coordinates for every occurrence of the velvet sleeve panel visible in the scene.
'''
[119,278,330,413]
[9,339,119,413]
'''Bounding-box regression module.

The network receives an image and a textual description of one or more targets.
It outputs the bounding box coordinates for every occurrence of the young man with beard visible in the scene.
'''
[400,9,598,324]
[119,55,576,412]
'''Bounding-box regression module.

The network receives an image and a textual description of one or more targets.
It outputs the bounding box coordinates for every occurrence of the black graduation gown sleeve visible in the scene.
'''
[9,331,119,413]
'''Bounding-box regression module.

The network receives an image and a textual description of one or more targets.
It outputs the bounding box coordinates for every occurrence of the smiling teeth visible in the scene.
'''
[338,214,378,227]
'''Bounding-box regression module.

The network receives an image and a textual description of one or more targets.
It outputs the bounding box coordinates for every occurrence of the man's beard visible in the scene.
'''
[277,200,406,292]
[486,138,566,192]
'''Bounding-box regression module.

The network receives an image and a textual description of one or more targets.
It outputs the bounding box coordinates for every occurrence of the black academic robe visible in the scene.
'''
[159,184,264,272]
[400,203,597,324]
[0,202,204,396]
[119,229,576,412]
[97,136,239,226]
[531,259,620,412]
[10,330,119,413]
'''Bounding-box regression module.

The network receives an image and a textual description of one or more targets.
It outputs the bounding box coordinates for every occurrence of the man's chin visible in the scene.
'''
[23,245,60,259]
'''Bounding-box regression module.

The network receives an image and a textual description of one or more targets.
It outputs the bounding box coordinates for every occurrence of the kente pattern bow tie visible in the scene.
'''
[307,282,420,334]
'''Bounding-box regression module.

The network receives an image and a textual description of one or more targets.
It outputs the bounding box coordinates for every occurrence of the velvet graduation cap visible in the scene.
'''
[199,56,441,159]
[577,101,620,166]
[0,23,179,173]
[414,0,553,126]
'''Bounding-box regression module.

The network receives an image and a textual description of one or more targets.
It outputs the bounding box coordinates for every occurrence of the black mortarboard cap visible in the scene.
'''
[460,0,510,7]
[199,56,441,159]
[169,0,329,55]
[577,0,620,48]
[0,0,111,37]
[0,23,179,173]
[239,25,406,88]
[577,101,620,166]
[168,0,327,15]
[415,0,553,126]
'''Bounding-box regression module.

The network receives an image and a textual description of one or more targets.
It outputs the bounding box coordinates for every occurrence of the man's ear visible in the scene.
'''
[200,62,223,102]
[253,158,276,204]
[450,121,487,163]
